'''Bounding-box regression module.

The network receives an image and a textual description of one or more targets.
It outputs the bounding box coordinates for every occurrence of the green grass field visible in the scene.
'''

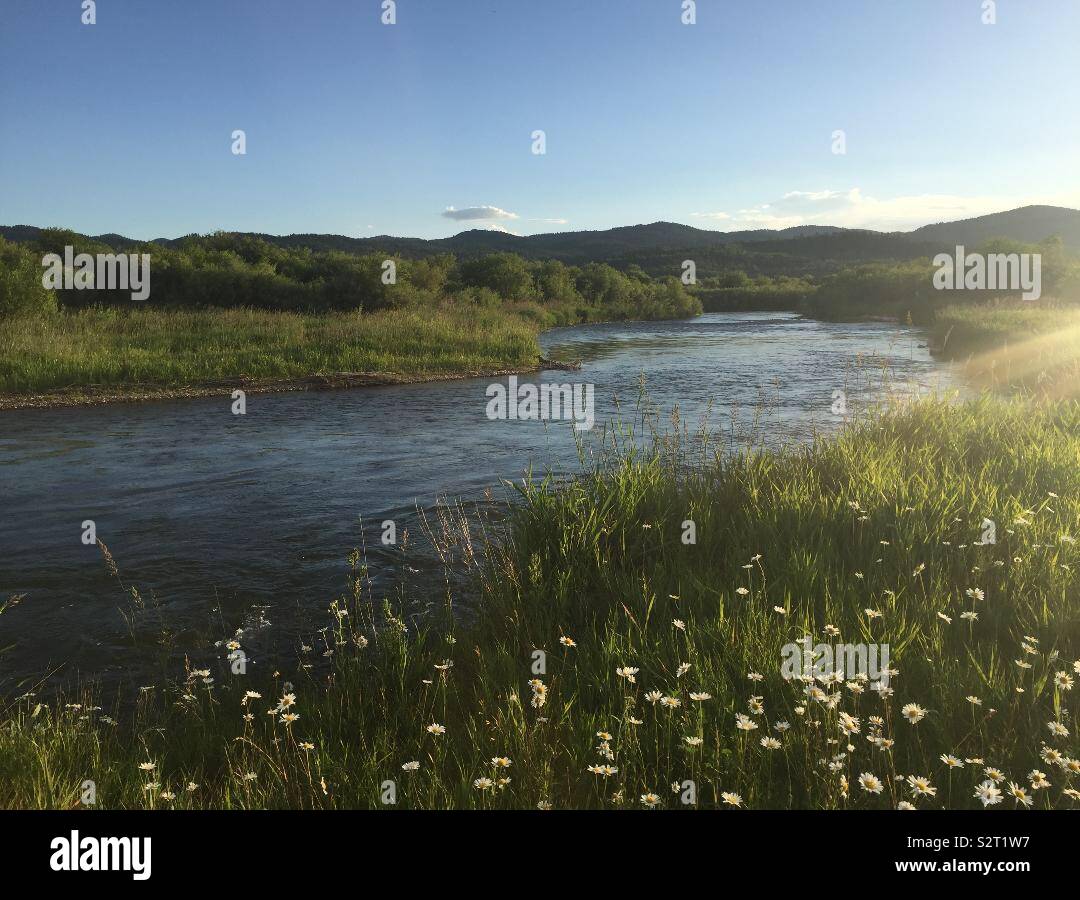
[933,304,1080,398]
[0,305,540,395]
[2,396,1077,809]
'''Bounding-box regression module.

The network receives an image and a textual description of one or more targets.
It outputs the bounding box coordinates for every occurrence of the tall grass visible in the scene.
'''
[2,397,1077,809]
[933,303,1080,398]
[0,305,540,394]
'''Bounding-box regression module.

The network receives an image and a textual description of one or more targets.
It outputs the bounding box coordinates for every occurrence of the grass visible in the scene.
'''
[933,303,1080,398]
[2,396,1078,809]
[0,304,540,394]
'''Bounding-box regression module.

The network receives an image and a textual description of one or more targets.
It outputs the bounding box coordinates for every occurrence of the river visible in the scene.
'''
[0,312,957,695]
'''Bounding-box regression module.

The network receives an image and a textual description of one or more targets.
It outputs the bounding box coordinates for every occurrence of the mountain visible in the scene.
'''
[4,207,1078,276]
[906,205,1080,251]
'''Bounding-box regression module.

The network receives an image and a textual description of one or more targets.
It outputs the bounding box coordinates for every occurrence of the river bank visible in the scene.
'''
[0,304,544,408]
[0,357,583,411]
[0,313,950,697]
[3,395,1076,809]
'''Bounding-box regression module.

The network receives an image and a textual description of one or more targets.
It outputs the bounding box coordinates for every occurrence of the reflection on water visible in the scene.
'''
[0,313,957,694]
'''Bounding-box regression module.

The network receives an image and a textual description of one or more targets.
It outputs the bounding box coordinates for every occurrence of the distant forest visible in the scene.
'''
[0,229,702,323]
[3,208,1080,324]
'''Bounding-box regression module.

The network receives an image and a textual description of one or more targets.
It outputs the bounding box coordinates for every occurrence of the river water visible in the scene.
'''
[0,313,956,694]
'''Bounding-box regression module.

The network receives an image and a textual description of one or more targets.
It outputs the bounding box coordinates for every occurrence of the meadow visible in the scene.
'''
[2,395,1077,809]
[932,303,1080,399]
[0,304,540,396]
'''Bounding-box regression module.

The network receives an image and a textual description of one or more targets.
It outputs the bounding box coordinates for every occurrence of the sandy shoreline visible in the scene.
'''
[0,358,582,411]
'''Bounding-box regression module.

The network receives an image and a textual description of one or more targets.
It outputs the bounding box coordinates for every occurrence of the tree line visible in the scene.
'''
[0,230,702,322]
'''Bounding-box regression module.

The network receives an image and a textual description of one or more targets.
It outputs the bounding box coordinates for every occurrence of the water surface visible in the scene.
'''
[0,313,955,693]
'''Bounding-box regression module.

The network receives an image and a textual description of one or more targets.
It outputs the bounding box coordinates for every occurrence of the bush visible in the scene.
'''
[0,238,57,319]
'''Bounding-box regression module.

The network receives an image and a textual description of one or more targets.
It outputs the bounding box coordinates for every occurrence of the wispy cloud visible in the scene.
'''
[442,205,519,221]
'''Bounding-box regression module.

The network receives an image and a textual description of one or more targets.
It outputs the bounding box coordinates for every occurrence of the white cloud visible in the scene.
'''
[476,223,520,235]
[442,205,519,221]
[692,188,1079,232]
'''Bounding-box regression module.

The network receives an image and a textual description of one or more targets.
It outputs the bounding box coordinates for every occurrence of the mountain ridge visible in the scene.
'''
[3,206,1078,272]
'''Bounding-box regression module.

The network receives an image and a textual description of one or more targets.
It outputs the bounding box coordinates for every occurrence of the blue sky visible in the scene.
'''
[1,0,1078,240]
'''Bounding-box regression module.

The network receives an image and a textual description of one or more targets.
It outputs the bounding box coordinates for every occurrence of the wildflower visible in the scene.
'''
[974,780,1003,807]
[596,731,612,741]
[298,741,315,751]
[676,663,691,677]
[838,712,861,736]
[906,775,937,799]
[966,695,982,706]
[1029,770,1051,790]
[660,696,681,709]
[672,619,686,631]
[645,690,663,704]
[940,754,963,769]
[279,712,299,725]
[858,772,884,794]
[901,703,927,725]
[721,791,743,807]
[689,692,711,701]
[1007,783,1034,807]
[242,772,257,782]
[773,721,791,732]
[640,792,661,808]
[897,801,916,810]
[984,767,1005,783]
[559,636,576,648]
[735,587,749,596]
[474,777,494,791]
[735,714,758,732]
[537,800,552,810]
[402,761,420,771]
[747,696,764,715]
[1054,671,1074,691]
[491,757,512,768]
[1041,746,1063,766]
[616,666,639,683]
[138,762,157,773]
[586,764,618,776]
[278,693,296,709]
[760,737,781,750]
[529,679,547,709]
[1047,721,1070,738]
[684,736,703,747]
[426,723,446,735]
